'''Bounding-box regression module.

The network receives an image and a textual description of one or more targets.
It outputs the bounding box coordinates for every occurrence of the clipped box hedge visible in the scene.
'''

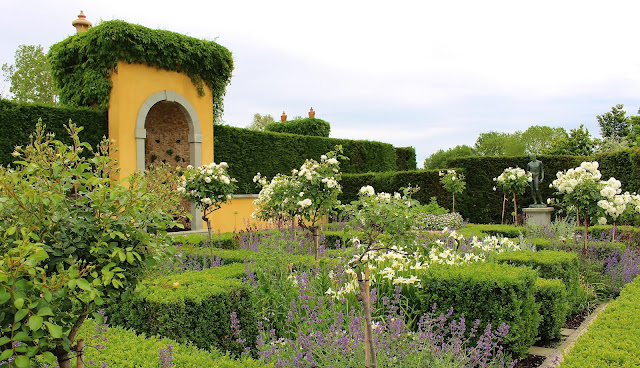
[534,278,569,342]
[213,125,397,193]
[72,319,268,367]
[0,100,108,166]
[560,276,640,367]
[495,250,580,313]
[416,262,540,357]
[461,224,530,238]
[265,117,331,137]
[108,263,256,357]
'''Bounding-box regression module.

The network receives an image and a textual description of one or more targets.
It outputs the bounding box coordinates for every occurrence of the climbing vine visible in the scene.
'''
[48,20,234,119]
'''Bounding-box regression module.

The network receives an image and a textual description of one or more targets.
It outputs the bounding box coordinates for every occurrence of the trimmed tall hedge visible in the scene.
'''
[213,125,397,193]
[340,170,446,205]
[416,262,540,357]
[560,276,640,367]
[265,117,330,137]
[447,155,585,224]
[395,146,417,171]
[107,263,256,357]
[0,100,108,166]
[495,250,580,313]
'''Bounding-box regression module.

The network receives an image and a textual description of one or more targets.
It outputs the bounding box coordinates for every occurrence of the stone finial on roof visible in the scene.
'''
[72,11,92,34]
[308,107,315,118]
[281,111,287,122]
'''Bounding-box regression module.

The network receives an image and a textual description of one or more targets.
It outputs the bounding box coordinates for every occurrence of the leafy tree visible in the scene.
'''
[520,125,567,154]
[597,104,630,139]
[1,45,57,104]
[474,131,525,156]
[545,125,598,156]
[247,113,275,131]
[0,123,182,367]
[423,145,475,169]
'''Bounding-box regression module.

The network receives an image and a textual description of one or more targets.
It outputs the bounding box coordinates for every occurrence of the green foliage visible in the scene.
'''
[560,277,640,368]
[395,146,417,171]
[416,262,540,357]
[495,250,580,313]
[1,45,57,104]
[108,263,256,357]
[213,125,397,193]
[546,124,598,156]
[533,278,568,342]
[75,319,267,367]
[48,20,233,119]
[247,113,274,131]
[0,99,107,167]
[0,123,181,365]
[265,117,331,137]
[474,131,526,156]
[423,145,475,170]
[597,104,631,139]
[474,126,568,157]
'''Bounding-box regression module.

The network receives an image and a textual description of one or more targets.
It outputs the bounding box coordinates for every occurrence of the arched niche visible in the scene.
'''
[135,90,203,229]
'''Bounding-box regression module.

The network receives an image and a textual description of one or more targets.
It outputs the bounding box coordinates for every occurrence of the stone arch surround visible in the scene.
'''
[135,90,203,229]
[135,90,202,171]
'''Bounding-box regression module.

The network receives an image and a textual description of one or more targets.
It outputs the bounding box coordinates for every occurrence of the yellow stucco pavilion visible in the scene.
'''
[65,16,261,233]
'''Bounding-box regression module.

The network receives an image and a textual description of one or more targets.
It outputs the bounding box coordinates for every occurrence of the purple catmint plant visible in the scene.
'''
[158,344,174,368]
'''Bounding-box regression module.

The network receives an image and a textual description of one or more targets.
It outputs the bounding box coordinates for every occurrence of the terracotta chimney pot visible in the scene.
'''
[72,11,92,34]
[308,107,315,118]
[281,111,287,122]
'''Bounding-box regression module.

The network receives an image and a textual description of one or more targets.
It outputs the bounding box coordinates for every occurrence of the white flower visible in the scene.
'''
[219,162,228,168]
[359,186,375,196]
[327,158,338,165]
[298,198,312,208]
[204,177,212,183]
[598,217,607,225]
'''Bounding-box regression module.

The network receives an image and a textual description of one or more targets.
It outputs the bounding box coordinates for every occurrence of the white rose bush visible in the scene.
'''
[493,167,532,225]
[439,169,466,212]
[551,161,640,247]
[253,147,344,258]
[178,162,237,242]
[343,186,419,367]
[252,173,302,237]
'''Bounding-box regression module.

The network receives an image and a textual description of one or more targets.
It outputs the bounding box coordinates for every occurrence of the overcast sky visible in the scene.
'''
[2,0,640,167]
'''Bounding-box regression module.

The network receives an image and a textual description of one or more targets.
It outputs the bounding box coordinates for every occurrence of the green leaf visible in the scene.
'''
[14,309,28,322]
[41,351,56,363]
[76,279,91,291]
[44,322,62,338]
[67,280,76,290]
[0,290,10,305]
[0,337,9,346]
[28,315,43,331]
[14,298,24,310]
[14,355,29,368]
[0,349,12,361]
[37,307,53,317]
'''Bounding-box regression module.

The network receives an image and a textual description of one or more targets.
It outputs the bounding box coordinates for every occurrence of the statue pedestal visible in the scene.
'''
[523,207,554,227]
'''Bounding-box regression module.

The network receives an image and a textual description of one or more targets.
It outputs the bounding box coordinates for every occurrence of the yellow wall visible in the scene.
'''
[210,195,267,233]
[108,62,214,179]
[108,62,261,232]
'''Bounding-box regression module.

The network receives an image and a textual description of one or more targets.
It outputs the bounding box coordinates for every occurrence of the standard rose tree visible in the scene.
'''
[178,162,237,242]
[493,167,532,225]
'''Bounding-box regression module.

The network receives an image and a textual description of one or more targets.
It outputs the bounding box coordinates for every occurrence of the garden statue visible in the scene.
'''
[527,153,545,207]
